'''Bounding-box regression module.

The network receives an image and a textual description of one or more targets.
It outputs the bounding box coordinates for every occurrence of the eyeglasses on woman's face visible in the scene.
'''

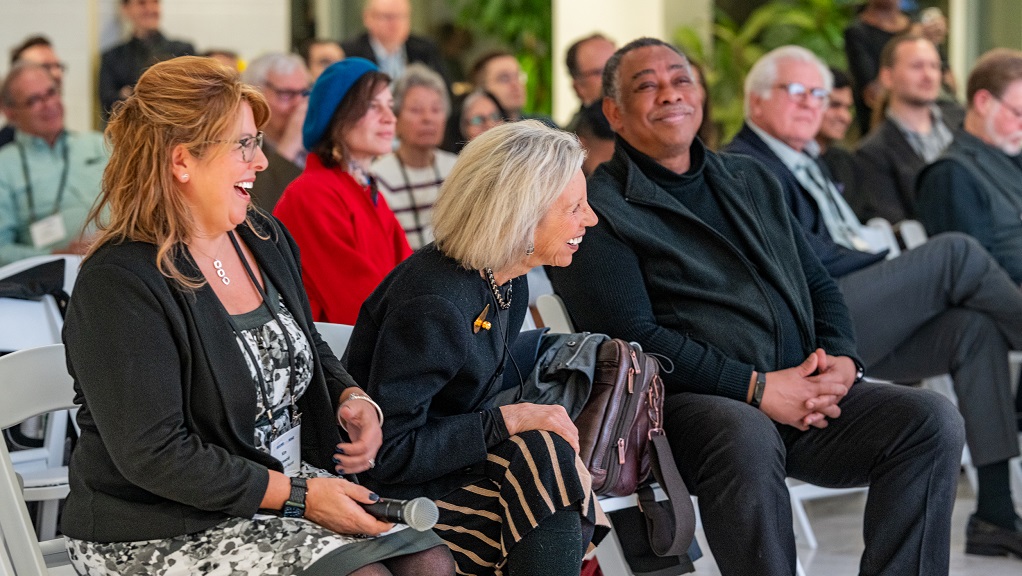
[208,131,264,162]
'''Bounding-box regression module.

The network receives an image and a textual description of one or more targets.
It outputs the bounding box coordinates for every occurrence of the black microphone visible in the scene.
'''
[361,497,439,531]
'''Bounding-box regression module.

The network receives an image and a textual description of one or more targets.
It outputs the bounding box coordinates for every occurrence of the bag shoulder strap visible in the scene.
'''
[637,433,696,557]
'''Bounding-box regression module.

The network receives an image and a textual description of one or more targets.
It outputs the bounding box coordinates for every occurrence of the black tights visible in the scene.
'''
[506,509,584,576]
[348,545,455,576]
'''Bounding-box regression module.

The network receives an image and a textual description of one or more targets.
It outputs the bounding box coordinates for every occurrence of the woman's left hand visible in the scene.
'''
[335,389,383,475]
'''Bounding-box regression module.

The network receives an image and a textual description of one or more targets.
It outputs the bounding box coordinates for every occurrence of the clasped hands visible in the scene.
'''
[756,348,857,431]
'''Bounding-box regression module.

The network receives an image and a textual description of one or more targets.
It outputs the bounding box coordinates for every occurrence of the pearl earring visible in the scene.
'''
[180,174,189,182]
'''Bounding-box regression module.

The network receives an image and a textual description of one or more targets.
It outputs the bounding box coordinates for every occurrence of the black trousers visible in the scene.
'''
[664,380,964,576]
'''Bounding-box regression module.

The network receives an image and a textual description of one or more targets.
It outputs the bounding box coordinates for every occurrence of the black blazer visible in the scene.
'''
[341,33,450,86]
[61,211,357,543]
[724,124,885,279]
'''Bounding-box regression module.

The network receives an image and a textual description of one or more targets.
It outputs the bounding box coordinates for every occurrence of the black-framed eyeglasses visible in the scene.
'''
[265,81,310,101]
[209,131,264,162]
[774,82,829,104]
[465,112,503,127]
[992,94,1022,120]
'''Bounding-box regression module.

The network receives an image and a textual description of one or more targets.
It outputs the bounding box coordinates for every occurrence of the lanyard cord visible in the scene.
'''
[395,151,442,239]
[222,230,300,438]
[18,137,70,222]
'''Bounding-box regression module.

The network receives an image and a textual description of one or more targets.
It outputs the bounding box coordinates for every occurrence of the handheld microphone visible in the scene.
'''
[361,496,439,531]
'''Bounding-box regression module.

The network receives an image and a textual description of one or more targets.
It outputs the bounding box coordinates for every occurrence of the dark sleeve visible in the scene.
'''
[844,24,878,95]
[64,263,269,517]
[916,161,997,251]
[547,218,754,401]
[851,138,906,223]
[359,295,504,484]
[98,50,123,118]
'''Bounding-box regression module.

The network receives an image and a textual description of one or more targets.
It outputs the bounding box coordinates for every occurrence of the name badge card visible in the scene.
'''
[30,214,67,249]
[271,424,301,475]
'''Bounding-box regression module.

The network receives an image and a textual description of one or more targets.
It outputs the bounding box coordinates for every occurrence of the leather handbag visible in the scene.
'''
[576,338,696,557]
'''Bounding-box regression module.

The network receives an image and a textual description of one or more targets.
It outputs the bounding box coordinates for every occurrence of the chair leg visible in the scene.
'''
[593,526,634,576]
[790,494,818,550]
[796,555,807,576]
[35,499,59,541]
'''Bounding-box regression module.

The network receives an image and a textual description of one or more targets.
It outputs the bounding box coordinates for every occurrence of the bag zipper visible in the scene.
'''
[600,342,646,493]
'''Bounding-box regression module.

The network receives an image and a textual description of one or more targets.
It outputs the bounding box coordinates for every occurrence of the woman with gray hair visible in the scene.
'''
[373,64,457,249]
[345,120,604,575]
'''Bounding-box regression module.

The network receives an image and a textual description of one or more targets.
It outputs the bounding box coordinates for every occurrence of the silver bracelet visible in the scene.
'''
[340,392,384,431]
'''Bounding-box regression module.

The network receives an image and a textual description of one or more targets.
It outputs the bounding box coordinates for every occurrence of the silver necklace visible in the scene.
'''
[484,268,512,310]
[191,236,231,286]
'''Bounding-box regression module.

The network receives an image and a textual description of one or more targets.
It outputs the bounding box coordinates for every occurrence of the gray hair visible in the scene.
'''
[433,120,585,272]
[603,37,687,103]
[393,63,450,116]
[744,45,833,117]
[0,62,54,107]
[242,52,308,87]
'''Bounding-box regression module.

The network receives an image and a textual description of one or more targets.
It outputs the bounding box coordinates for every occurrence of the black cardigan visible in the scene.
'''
[61,211,357,543]
[547,139,860,402]
[344,245,525,500]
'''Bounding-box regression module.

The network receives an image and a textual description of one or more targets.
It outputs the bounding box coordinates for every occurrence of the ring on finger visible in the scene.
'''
[368,458,376,469]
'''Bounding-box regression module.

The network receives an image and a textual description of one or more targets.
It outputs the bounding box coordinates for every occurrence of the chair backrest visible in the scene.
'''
[0,344,76,576]
[535,294,575,334]
[0,255,82,354]
[314,322,355,358]
[864,217,901,259]
[897,219,929,250]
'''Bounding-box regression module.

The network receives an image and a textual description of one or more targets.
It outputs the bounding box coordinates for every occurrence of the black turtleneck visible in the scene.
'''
[618,136,805,370]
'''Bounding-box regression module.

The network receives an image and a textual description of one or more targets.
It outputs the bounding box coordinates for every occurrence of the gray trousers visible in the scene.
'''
[838,232,1022,466]
[665,381,964,576]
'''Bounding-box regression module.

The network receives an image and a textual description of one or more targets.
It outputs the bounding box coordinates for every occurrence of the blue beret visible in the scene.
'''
[302,57,379,151]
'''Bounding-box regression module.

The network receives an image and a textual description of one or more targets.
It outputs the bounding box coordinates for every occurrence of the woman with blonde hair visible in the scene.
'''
[62,56,452,576]
[345,120,606,575]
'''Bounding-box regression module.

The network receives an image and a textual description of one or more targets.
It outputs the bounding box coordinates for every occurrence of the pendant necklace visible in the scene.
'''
[191,235,231,286]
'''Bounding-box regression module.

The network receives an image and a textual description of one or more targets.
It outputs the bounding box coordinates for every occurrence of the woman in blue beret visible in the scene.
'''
[61,56,453,576]
[274,58,412,325]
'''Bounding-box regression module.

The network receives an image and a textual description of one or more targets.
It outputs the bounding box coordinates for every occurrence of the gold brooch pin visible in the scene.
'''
[473,303,492,333]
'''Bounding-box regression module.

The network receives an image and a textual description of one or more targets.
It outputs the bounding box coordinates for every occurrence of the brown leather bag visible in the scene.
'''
[576,338,696,557]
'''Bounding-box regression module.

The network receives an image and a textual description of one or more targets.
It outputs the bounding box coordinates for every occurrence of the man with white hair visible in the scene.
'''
[725,45,1022,559]
[548,37,965,575]
[341,0,448,85]
[242,53,310,210]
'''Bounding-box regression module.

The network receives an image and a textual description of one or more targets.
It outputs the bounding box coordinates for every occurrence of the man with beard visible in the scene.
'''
[725,45,1022,560]
[547,37,966,575]
[852,34,954,223]
[917,48,1022,286]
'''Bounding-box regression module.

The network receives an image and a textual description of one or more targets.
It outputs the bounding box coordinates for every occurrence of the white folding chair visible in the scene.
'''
[0,344,76,575]
[313,322,354,359]
[864,217,901,258]
[895,219,929,250]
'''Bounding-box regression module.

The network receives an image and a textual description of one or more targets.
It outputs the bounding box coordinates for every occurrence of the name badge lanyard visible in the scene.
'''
[18,140,70,222]
[222,230,300,440]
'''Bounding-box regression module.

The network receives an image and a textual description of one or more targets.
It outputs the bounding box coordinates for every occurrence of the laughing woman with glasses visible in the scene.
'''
[62,56,453,576]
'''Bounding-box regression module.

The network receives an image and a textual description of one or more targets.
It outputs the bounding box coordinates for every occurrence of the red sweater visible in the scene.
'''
[274,153,412,325]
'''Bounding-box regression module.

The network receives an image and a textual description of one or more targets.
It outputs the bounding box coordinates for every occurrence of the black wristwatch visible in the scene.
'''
[853,359,865,384]
[750,371,766,409]
[282,477,308,518]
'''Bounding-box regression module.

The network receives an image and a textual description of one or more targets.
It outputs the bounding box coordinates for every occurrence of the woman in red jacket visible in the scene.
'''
[274,58,412,325]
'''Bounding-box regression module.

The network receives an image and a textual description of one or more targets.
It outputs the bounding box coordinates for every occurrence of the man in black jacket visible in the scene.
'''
[341,0,448,86]
[725,45,1022,559]
[547,37,965,575]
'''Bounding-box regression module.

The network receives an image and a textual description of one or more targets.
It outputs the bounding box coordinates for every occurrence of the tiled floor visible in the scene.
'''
[683,475,1022,576]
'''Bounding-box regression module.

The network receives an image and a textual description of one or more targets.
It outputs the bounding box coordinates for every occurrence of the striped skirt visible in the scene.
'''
[434,430,609,576]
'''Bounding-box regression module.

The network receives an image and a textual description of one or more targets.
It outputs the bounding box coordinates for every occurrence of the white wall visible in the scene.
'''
[551,0,712,126]
[1,0,290,133]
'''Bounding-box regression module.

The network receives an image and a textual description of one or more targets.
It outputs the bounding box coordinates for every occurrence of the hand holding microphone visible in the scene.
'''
[360,496,439,531]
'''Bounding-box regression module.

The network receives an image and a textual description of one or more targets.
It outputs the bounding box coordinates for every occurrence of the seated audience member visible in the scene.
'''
[852,34,953,223]
[724,45,1022,558]
[61,56,453,576]
[242,54,311,210]
[0,63,107,265]
[471,51,556,127]
[301,38,345,81]
[203,49,241,71]
[346,121,605,576]
[575,100,614,177]
[917,48,1022,287]
[342,0,448,84]
[816,68,858,198]
[2,35,66,148]
[99,0,194,121]
[274,58,411,325]
[547,38,965,575]
[564,33,616,131]
[373,64,457,249]
[458,89,504,143]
